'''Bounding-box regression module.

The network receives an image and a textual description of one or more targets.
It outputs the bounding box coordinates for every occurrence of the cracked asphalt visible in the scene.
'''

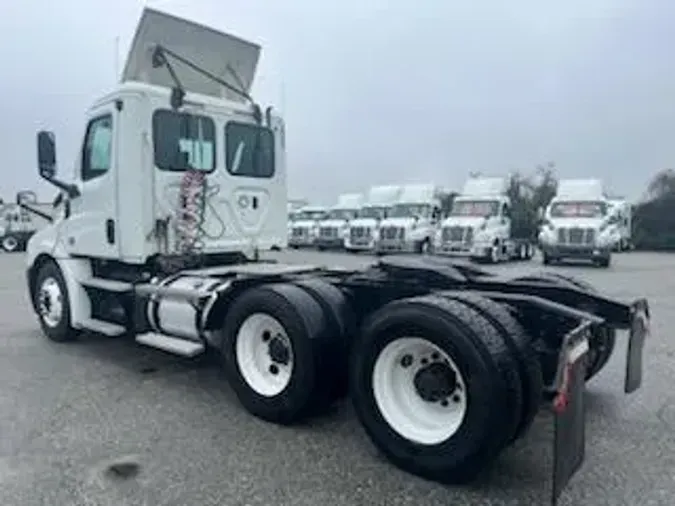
[1,250,674,506]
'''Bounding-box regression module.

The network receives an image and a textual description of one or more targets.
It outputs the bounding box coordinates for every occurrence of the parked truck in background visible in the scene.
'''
[375,183,443,254]
[0,191,54,252]
[607,197,633,252]
[435,176,535,263]
[287,205,327,248]
[538,179,616,267]
[344,185,401,253]
[315,193,363,250]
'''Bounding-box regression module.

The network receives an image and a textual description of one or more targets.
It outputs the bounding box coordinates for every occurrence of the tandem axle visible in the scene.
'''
[26,254,649,505]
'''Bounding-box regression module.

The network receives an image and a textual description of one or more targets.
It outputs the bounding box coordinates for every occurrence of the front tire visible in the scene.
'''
[33,261,78,342]
[1,235,19,253]
[350,295,522,484]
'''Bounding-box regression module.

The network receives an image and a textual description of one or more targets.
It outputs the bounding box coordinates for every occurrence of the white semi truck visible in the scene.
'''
[375,183,443,254]
[315,193,363,250]
[24,8,651,502]
[287,205,327,248]
[344,185,401,253]
[0,191,55,252]
[435,176,535,263]
[538,179,618,267]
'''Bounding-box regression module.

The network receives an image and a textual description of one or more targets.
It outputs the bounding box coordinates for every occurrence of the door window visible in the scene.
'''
[82,114,113,181]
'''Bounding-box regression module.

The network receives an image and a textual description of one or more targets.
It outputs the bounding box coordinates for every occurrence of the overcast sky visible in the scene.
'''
[1,0,674,204]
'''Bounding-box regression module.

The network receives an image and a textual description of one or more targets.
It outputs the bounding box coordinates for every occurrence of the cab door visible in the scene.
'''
[62,104,120,259]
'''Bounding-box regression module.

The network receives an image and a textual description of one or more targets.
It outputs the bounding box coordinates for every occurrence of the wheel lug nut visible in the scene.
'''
[431,352,439,360]
[400,354,413,368]
[452,394,461,403]
[421,358,429,365]
[269,364,279,375]
[262,331,271,342]
[440,399,449,407]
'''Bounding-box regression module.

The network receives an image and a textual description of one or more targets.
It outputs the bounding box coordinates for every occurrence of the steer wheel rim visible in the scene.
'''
[38,277,63,328]
[235,313,294,397]
[3,236,17,251]
[372,337,468,445]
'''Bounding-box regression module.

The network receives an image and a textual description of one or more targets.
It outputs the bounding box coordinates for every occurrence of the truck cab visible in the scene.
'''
[538,179,615,267]
[375,183,442,254]
[287,205,327,248]
[345,185,401,253]
[315,193,363,250]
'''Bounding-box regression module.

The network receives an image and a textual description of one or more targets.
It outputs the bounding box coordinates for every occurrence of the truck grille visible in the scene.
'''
[319,227,338,237]
[558,227,595,245]
[350,227,371,243]
[291,227,306,237]
[380,226,404,240]
[442,226,473,244]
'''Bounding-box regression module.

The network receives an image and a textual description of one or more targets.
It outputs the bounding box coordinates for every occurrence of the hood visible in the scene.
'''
[291,220,318,228]
[549,217,604,229]
[381,217,417,228]
[441,216,487,228]
[350,218,380,227]
[319,219,349,228]
[122,8,260,103]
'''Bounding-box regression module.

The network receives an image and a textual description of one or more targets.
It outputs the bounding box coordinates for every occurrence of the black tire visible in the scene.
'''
[542,252,551,265]
[292,278,356,398]
[514,272,616,382]
[33,261,78,342]
[1,234,20,253]
[220,283,335,425]
[595,256,611,268]
[350,295,522,484]
[439,292,543,442]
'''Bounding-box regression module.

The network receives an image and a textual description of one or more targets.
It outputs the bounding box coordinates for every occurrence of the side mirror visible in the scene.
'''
[37,130,57,180]
[537,207,545,219]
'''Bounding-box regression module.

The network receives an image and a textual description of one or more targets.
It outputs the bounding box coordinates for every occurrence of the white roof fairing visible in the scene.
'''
[122,8,261,103]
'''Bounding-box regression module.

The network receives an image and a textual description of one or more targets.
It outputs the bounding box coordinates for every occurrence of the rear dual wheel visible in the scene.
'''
[350,293,542,484]
[220,279,354,425]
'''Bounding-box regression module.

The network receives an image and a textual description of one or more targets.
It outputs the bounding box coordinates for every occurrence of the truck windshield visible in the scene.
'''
[359,206,387,219]
[296,210,326,221]
[550,201,607,218]
[325,209,356,220]
[389,204,430,218]
[450,200,499,217]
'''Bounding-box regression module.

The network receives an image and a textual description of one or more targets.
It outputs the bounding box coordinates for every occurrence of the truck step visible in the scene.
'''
[80,318,126,337]
[135,332,205,357]
[81,277,133,293]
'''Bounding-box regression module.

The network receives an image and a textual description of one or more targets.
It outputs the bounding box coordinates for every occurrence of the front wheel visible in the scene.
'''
[1,235,19,253]
[33,261,78,342]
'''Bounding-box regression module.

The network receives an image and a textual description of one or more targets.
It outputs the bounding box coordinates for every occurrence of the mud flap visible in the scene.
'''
[625,298,649,394]
[551,328,589,506]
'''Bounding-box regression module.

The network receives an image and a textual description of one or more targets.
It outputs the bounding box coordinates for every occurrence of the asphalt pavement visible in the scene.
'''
[1,250,674,506]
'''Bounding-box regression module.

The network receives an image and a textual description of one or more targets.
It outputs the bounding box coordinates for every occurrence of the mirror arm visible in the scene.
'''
[44,176,80,199]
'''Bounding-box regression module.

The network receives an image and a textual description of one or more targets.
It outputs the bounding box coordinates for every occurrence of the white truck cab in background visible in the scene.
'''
[345,185,401,252]
[315,193,363,250]
[538,179,615,267]
[375,183,442,254]
[288,205,327,248]
[435,176,533,263]
[0,191,54,253]
[607,197,633,251]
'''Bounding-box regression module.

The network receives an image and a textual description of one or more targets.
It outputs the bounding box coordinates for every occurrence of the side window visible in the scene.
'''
[225,121,275,178]
[153,109,216,172]
[82,114,113,182]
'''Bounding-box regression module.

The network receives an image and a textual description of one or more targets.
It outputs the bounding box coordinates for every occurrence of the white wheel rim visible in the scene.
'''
[372,337,468,445]
[2,236,17,251]
[38,277,63,328]
[235,313,294,397]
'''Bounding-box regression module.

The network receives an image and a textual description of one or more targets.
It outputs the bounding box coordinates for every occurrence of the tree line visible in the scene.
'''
[438,163,675,251]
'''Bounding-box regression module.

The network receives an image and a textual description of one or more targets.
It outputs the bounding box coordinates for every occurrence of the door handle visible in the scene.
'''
[252,196,258,209]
